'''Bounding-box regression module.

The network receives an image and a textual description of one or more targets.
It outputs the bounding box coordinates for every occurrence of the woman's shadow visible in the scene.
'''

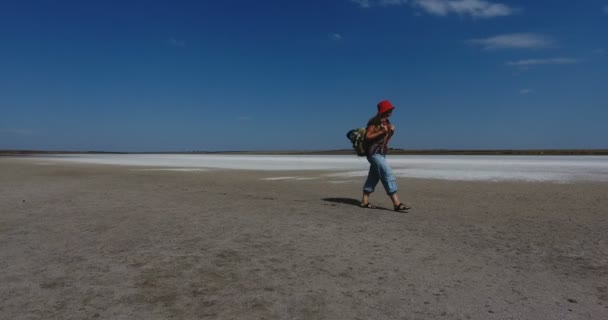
[322,198,390,211]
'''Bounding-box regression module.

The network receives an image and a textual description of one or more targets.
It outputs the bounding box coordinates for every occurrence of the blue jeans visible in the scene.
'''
[363,153,398,195]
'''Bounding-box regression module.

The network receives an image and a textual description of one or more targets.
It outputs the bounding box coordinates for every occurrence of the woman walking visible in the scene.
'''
[360,100,411,211]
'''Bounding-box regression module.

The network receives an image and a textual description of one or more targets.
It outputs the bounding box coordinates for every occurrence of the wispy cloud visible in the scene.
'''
[468,33,555,50]
[351,0,515,18]
[519,89,533,95]
[506,58,579,69]
[414,0,514,18]
[352,0,409,7]
[351,0,372,7]
[329,33,343,41]
[237,116,252,121]
[168,37,186,47]
[603,5,608,14]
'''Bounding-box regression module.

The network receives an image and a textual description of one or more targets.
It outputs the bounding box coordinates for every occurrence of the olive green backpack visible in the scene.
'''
[346,128,368,156]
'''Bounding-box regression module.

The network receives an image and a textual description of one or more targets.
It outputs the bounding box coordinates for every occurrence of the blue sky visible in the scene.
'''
[1,0,607,151]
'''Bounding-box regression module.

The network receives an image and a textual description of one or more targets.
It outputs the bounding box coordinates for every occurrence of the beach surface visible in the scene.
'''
[1,157,607,319]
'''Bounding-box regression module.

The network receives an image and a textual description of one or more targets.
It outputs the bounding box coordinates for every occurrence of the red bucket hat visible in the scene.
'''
[377,100,395,114]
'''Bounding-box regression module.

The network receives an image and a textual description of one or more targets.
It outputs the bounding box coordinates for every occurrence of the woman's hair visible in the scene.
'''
[368,114,382,126]
[368,113,390,127]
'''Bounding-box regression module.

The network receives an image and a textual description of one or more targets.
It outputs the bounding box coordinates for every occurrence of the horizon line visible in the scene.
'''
[2,148,608,156]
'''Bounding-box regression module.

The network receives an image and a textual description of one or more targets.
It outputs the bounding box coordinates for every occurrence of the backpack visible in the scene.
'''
[346,127,368,156]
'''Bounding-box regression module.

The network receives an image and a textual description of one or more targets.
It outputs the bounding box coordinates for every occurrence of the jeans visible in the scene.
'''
[363,153,398,195]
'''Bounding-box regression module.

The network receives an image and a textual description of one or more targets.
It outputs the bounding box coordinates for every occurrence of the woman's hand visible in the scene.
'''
[366,124,392,140]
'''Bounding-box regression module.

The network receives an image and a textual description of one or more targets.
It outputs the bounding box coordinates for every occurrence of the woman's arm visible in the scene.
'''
[365,124,388,140]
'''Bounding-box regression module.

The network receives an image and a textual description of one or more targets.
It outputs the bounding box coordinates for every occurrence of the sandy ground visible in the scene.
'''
[1,158,607,320]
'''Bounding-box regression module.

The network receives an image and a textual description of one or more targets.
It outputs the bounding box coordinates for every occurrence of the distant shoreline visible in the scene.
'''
[2,149,608,156]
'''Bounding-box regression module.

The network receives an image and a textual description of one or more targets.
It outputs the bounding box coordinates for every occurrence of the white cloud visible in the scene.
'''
[519,89,533,95]
[414,0,514,17]
[351,0,410,8]
[468,33,554,50]
[351,0,515,18]
[351,0,372,8]
[329,33,343,41]
[603,5,608,14]
[506,58,579,68]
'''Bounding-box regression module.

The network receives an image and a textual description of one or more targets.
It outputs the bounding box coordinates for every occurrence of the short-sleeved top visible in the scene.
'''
[366,117,393,156]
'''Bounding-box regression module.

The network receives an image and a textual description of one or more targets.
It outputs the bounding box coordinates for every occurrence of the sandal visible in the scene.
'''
[394,203,411,211]
[360,202,375,209]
